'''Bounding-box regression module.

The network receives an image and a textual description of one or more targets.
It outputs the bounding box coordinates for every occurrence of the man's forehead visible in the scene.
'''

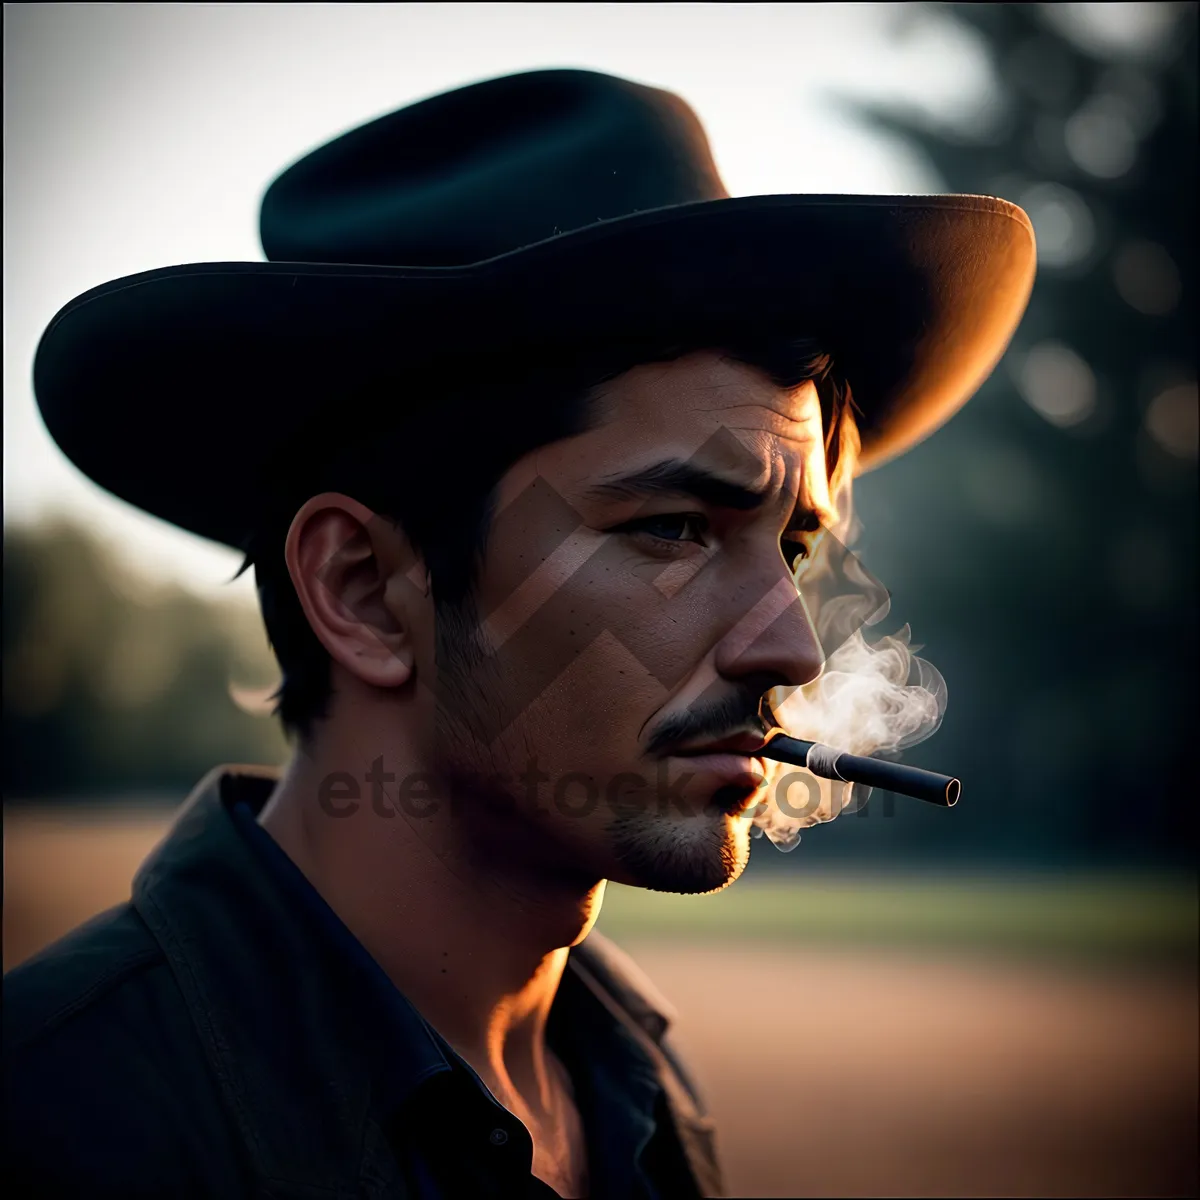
[586,353,822,483]
[592,350,822,432]
[499,354,827,520]
[501,350,830,515]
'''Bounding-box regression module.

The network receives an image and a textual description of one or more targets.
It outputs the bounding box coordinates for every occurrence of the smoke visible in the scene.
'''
[749,523,949,851]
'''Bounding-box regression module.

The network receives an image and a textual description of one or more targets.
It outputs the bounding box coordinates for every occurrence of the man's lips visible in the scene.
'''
[669,732,770,757]
[668,751,766,780]
[665,733,771,797]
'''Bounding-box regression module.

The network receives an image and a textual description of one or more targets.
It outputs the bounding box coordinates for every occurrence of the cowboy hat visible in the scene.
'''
[32,68,1035,552]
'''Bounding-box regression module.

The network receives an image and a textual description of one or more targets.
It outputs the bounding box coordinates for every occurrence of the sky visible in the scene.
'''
[2,1,1162,602]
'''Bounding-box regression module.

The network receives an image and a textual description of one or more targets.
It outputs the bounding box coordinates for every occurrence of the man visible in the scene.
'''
[5,69,1034,1198]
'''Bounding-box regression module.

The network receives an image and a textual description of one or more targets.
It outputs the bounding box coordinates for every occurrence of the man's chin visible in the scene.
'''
[606,807,751,896]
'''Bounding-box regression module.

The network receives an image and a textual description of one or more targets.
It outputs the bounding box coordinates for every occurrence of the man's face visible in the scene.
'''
[422,350,830,894]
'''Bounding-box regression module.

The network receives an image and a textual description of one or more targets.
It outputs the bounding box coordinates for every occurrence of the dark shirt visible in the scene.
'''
[3,766,723,1199]
[227,795,665,1199]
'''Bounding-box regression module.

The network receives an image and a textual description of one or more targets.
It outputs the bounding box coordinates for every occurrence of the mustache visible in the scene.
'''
[643,685,770,756]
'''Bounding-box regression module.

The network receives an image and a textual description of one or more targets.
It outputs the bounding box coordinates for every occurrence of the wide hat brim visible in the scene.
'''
[33,192,1035,552]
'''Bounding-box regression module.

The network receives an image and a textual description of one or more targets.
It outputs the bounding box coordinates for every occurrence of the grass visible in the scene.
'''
[595,870,1199,963]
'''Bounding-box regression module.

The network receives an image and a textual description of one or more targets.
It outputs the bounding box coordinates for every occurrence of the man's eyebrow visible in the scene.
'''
[587,459,769,511]
[588,457,838,530]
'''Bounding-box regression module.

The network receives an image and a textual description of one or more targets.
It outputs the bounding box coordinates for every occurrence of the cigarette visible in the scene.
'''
[760,734,960,807]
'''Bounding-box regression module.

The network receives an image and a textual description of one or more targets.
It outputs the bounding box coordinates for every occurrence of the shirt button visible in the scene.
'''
[488,1127,509,1147]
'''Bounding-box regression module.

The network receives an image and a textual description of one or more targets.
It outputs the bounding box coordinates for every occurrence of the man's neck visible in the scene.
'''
[256,735,606,1128]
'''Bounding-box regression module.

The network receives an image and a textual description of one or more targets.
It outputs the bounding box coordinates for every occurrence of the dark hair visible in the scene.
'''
[235,332,861,745]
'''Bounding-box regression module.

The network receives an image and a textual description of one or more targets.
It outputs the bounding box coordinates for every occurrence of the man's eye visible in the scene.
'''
[616,514,709,545]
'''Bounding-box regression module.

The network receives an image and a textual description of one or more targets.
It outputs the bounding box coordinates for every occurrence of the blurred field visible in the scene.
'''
[597,870,1199,964]
[4,807,1197,1197]
[622,941,1197,1198]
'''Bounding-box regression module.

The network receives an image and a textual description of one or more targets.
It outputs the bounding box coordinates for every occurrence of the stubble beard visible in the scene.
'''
[606,800,751,896]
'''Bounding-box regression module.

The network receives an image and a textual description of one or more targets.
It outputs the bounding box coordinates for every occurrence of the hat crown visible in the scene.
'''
[259,69,728,268]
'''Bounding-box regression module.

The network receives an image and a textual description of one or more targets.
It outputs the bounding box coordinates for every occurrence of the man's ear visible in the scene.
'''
[284,493,430,690]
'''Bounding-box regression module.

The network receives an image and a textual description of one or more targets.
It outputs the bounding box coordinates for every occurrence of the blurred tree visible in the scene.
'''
[3,520,288,800]
[800,1,1197,870]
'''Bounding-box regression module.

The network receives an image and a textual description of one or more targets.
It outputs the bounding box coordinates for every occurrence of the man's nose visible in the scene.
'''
[712,571,824,690]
